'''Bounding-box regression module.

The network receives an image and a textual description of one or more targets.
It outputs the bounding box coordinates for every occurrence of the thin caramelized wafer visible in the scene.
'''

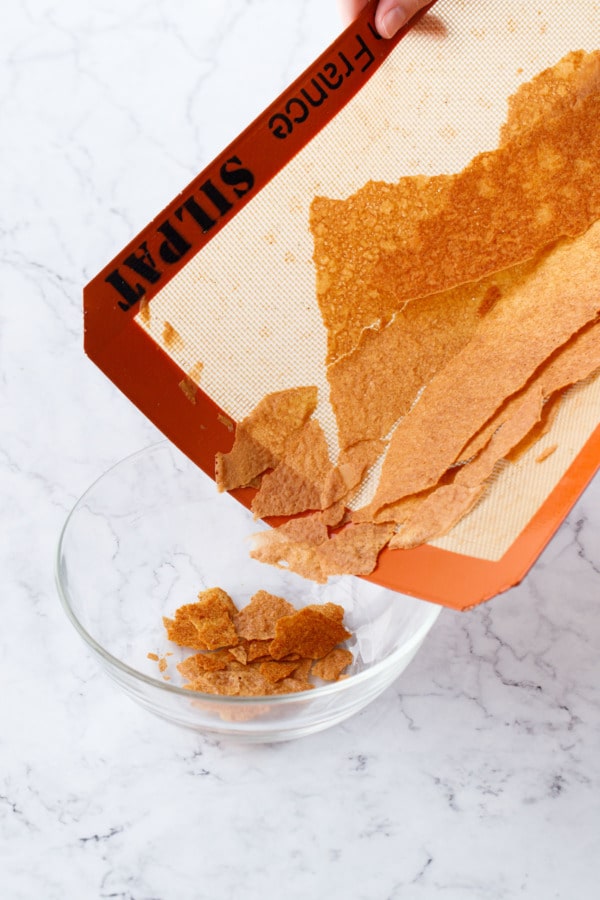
[365,224,600,517]
[316,522,394,577]
[233,589,295,640]
[162,587,238,650]
[311,173,452,361]
[250,518,393,582]
[186,668,272,697]
[269,605,350,660]
[311,648,354,681]
[274,513,329,546]
[215,386,317,491]
[460,318,600,463]
[327,283,486,448]
[507,394,564,463]
[389,484,486,550]
[390,319,600,547]
[250,526,328,582]
[388,395,544,546]
[245,639,273,661]
[311,57,600,362]
[500,50,600,144]
[250,418,333,519]
[228,645,248,664]
[258,659,301,684]
[273,677,315,694]
[251,422,385,519]
[327,440,387,502]
[177,650,231,679]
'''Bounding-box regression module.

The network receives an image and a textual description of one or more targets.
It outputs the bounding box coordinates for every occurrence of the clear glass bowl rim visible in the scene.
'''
[55,441,441,707]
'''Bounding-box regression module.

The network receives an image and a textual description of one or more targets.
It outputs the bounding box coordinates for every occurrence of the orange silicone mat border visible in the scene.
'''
[83,0,599,609]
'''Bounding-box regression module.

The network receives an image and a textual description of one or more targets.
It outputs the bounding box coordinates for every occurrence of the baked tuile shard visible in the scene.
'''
[250,418,333,519]
[311,52,600,363]
[499,50,600,145]
[326,278,494,449]
[311,648,354,681]
[364,223,600,518]
[215,385,317,492]
[459,317,600,463]
[250,519,394,583]
[163,587,238,650]
[250,422,386,520]
[389,318,600,548]
[233,589,295,641]
[268,604,351,660]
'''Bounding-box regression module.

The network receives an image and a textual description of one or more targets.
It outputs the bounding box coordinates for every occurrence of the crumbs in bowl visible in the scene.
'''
[152,587,354,696]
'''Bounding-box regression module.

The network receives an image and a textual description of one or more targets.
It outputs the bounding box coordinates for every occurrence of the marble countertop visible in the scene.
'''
[3,1,599,898]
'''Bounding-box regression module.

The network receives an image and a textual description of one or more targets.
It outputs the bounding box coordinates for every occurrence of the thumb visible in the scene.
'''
[375,0,432,39]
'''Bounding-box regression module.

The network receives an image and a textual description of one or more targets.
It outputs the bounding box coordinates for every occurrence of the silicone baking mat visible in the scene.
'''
[84,0,600,609]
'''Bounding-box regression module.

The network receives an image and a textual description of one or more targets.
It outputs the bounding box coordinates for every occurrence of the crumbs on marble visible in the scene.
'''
[151,586,354,696]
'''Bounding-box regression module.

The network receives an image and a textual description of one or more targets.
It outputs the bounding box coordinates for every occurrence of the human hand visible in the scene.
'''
[337,0,432,38]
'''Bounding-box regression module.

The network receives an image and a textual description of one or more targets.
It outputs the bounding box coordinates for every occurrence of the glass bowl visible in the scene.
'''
[56,442,441,743]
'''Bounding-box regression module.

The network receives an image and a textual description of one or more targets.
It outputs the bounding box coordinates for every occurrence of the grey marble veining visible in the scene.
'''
[1,2,599,898]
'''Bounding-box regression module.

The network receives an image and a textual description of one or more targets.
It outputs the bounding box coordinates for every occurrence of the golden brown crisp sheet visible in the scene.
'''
[250,418,333,518]
[389,319,600,547]
[269,605,351,660]
[215,386,317,492]
[312,648,354,681]
[327,261,539,450]
[363,223,600,518]
[500,50,600,144]
[311,59,600,363]
[250,519,394,583]
[163,587,238,650]
[233,589,295,641]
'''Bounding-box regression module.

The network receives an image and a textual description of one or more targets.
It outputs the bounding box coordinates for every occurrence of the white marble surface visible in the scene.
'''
[2,2,600,898]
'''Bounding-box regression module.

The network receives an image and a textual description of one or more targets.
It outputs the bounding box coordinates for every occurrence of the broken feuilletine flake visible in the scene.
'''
[154,588,354,697]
